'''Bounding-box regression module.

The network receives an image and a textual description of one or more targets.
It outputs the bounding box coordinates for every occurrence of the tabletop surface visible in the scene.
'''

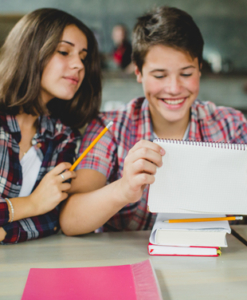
[0,225,247,300]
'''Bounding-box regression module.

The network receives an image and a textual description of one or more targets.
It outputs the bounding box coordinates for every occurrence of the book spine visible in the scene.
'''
[148,244,221,257]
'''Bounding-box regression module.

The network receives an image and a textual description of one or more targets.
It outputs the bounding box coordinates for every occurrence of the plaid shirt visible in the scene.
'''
[78,97,247,231]
[0,113,79,244]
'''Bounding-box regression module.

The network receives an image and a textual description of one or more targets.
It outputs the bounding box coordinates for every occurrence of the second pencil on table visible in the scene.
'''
[164,216,243,223]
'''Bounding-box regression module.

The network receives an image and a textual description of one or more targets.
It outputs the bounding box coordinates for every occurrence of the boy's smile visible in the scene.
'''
[135,45,201,138]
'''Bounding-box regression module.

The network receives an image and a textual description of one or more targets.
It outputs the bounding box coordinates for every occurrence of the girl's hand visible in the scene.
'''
[0,227,6,242]
[28,162,76,216]
[117,140,165,205]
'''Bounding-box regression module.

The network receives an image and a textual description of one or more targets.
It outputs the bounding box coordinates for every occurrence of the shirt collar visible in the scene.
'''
[38,114,54,137]
[6,114,20,133]
[5,113,54,138]
[139,98,154,141]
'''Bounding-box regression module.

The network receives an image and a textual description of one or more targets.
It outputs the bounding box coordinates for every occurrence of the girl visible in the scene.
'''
[0,8,101,243]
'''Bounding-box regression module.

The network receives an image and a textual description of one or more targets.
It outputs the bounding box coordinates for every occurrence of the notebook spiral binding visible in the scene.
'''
[154,138,247,150]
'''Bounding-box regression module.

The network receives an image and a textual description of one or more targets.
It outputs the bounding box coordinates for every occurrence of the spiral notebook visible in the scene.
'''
[148,139,247,215]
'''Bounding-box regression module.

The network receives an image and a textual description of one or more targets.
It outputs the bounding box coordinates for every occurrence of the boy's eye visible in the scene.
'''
[181,73,192,77]
[58,51,68,56]
[154,75,165,79]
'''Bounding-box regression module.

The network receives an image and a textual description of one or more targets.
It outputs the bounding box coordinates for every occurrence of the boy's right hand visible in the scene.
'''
[28,162,76,216]
[117,140,165,205]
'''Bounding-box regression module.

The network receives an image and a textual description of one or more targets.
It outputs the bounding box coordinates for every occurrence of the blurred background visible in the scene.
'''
[1,0,247,115]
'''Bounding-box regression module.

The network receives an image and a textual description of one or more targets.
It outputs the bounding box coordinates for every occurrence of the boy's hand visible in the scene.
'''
[117,140,165,205]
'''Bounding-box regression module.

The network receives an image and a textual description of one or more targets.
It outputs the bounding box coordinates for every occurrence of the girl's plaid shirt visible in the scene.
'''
[0,113,79,244]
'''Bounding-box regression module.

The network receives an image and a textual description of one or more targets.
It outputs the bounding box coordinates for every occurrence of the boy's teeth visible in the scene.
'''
[164,98,185,105]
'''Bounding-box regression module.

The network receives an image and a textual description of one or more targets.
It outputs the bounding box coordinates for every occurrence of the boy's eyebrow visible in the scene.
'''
[150,69,166,73]
[181,65,196,70]
[150,65,196,73]
[59,40,88,52]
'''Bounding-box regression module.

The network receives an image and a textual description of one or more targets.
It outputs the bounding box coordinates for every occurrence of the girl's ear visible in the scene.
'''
[135,65,142,83]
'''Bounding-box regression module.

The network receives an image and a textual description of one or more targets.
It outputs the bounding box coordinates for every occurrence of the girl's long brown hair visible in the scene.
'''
[0,8,101,128]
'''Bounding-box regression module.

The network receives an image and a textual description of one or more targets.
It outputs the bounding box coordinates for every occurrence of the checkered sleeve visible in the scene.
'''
[2,207,60,244]
[231,111,247,143]
[1,126,79,244]
[76,119,117,179]
[0,198,9,226]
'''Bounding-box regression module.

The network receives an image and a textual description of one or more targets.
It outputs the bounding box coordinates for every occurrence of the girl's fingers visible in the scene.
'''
[59,170,76,182]
[50,162,72,176]
[61,182,72,191]
[61,192,69,201]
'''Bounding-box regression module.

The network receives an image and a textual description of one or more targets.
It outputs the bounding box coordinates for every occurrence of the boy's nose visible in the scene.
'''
[164,77,181,95]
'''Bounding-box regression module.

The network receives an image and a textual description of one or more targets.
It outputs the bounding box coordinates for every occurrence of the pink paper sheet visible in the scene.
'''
[21,260,161,300]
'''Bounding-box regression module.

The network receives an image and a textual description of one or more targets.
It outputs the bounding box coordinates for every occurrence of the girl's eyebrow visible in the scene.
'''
[59,40,88,52]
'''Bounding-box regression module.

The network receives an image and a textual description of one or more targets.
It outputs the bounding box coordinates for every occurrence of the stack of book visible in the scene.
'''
[146,139,246,256]
[148,213,231,257]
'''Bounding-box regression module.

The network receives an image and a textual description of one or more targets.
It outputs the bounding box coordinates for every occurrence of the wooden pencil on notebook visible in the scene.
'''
[70,121,113,171]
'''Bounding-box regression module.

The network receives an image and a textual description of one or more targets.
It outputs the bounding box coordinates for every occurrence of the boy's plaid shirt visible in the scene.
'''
[78,98,247,231]
[0,113,79,244]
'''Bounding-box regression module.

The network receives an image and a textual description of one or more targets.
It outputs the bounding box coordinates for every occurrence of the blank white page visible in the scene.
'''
[148,139,247,214]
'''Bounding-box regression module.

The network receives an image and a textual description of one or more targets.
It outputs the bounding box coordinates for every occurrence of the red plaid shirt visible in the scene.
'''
[78,98,247,231]
[0,113,79,244]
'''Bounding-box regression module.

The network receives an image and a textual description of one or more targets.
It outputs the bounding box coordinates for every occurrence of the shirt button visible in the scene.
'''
[37,143,42,148]
[54,227,57,231]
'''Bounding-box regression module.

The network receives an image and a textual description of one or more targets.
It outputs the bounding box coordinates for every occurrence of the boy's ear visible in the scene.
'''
[134,65,142,83]
[199,63,202,77]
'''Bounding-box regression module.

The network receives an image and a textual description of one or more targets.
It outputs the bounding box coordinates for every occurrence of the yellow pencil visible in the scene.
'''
[164,216,243,223]
[70,121,113,171]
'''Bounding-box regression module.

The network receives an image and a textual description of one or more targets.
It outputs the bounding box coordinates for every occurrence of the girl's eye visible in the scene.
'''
[58,51,68,56]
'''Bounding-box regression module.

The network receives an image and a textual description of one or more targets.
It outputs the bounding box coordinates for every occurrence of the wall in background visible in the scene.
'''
[1,0,247,71]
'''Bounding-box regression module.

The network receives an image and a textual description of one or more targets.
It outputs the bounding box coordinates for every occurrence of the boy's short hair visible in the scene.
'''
[132,6,204,71]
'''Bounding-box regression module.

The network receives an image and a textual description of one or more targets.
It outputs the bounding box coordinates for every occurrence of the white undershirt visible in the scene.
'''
[19,146,42,197]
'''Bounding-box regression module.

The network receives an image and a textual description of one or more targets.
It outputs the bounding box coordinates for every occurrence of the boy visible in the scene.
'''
[60,6,247,235]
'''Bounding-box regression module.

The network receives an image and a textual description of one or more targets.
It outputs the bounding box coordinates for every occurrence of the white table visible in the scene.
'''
[0,227,247,300]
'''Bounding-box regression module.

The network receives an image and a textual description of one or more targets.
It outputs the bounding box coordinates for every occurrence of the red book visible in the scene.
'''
[148,243,221,257]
